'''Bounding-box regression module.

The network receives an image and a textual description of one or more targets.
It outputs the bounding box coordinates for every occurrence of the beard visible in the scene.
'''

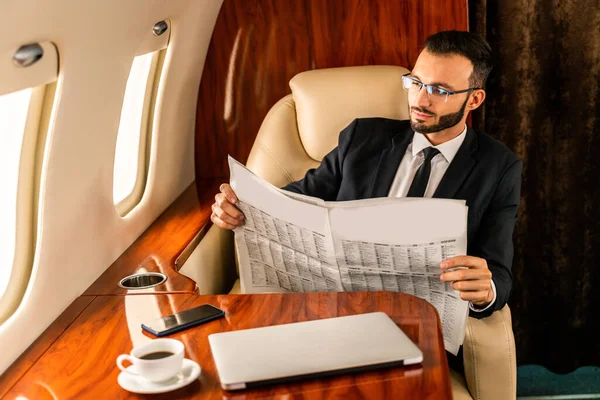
[410,96,469,134]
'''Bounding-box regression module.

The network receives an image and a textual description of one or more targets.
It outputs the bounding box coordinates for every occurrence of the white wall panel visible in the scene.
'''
[0,0,223,373]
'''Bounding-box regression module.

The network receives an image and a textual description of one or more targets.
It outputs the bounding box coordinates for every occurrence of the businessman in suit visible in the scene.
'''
[210,31,522,367]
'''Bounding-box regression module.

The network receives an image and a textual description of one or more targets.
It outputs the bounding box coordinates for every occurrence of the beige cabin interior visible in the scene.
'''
[0,1,522,398]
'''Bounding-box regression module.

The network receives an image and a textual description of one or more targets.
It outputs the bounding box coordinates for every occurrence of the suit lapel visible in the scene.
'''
[433,126,478,199]
[370,127,413,197]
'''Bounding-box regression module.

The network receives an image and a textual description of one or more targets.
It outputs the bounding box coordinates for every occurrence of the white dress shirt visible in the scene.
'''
[387,125,496,312]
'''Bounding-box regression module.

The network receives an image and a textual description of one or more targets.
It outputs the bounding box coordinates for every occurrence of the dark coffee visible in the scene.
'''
[139,351,174,360]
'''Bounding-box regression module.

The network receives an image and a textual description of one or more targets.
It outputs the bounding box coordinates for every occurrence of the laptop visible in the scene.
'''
[208,312,423,390]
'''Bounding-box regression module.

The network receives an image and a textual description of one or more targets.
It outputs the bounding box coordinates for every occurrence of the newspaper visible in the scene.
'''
[229,156,470,355]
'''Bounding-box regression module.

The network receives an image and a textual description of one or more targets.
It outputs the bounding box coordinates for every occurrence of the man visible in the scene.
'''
[210,31,522,370]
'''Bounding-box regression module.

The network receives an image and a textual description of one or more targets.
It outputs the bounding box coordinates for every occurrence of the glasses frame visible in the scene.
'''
[401,73,480,103]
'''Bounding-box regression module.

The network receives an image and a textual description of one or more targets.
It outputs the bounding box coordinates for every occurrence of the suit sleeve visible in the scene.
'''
[470,158,523,319]
[281,119,359,200]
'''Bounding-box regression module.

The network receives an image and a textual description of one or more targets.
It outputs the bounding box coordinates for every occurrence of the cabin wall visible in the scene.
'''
[194,0,469,184]
[0,0,223,373]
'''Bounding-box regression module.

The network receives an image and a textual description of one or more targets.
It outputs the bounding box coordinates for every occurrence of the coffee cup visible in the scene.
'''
[116,338,184,382]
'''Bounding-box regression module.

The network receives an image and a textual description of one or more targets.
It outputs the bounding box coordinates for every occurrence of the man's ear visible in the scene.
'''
[467,89,486,111]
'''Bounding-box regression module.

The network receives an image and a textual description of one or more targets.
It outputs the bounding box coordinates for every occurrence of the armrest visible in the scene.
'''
[463,305,517,400]
[178,224,237,295]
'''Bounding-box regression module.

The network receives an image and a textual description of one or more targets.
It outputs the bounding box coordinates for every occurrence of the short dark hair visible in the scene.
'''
[424,30,492,88]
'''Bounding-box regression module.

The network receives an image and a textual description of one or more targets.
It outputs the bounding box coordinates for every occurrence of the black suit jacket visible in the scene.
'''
[282,118,522,319]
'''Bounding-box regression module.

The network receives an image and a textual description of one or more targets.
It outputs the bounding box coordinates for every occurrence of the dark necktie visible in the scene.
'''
[407,147,440,197]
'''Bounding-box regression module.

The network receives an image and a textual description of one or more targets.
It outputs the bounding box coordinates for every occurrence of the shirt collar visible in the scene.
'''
[411,124,468,163]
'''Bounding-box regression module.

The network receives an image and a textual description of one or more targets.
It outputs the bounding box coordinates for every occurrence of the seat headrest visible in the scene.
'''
[289,65,410,160]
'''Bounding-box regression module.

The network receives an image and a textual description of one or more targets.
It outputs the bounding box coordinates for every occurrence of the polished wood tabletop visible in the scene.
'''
[4,292,451,399]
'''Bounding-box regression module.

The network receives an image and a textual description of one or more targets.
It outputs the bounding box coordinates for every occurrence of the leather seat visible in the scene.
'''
[183,66,517,400]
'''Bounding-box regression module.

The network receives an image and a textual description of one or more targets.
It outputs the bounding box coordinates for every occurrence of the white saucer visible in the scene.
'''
[117,358,201,394]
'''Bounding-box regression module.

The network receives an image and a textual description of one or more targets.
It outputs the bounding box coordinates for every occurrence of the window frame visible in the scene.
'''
[114,49,166,217]
[0,82,56,324]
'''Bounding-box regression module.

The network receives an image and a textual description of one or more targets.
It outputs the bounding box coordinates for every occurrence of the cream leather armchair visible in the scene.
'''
[181,66,516,400]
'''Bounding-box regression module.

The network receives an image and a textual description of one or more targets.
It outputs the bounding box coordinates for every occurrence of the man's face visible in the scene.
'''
[407,50,475,134]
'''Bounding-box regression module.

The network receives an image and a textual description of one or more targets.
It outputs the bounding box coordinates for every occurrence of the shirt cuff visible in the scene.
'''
[469,279,496,312]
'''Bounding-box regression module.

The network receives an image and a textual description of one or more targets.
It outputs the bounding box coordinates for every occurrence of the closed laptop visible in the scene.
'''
[208,312,423,390]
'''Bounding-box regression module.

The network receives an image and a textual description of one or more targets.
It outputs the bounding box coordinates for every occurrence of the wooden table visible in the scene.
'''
[3,292,451,399]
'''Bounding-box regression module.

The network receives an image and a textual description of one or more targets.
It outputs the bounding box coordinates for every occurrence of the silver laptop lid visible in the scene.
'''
[208,312,423,390]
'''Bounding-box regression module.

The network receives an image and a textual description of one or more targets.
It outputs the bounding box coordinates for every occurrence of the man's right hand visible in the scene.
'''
[210,183,245,230]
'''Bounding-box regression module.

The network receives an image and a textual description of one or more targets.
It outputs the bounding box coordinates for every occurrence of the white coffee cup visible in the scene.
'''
[116,338,184,382]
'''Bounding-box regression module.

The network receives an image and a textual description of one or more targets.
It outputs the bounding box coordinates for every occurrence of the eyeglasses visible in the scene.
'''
[401,73,479,103]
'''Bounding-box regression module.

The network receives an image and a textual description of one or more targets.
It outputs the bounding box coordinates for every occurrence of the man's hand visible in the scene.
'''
[440,256,494,307]
[210,183,245,230]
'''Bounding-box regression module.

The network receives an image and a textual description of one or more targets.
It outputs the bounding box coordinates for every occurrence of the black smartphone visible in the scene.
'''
[141,304,225,337]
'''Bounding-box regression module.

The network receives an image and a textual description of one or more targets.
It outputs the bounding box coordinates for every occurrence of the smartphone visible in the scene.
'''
[141,304,225,337]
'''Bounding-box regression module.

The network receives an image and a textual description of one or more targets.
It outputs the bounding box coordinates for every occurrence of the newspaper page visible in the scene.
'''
[326,199,469,355]
[229,156,469,355]
[229,158,343,294]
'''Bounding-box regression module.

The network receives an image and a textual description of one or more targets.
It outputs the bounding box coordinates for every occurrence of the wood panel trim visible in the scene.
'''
[174,222,209,271]
[83,180,220,296]
[195,0,469,181]
[0,296,95,397]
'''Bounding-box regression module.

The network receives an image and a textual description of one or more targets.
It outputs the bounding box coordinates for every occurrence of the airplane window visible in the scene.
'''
[0,88,33,299]
[113,52,156,214]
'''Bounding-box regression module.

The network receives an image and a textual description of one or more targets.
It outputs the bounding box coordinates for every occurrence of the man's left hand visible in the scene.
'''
[440,256,494,307]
